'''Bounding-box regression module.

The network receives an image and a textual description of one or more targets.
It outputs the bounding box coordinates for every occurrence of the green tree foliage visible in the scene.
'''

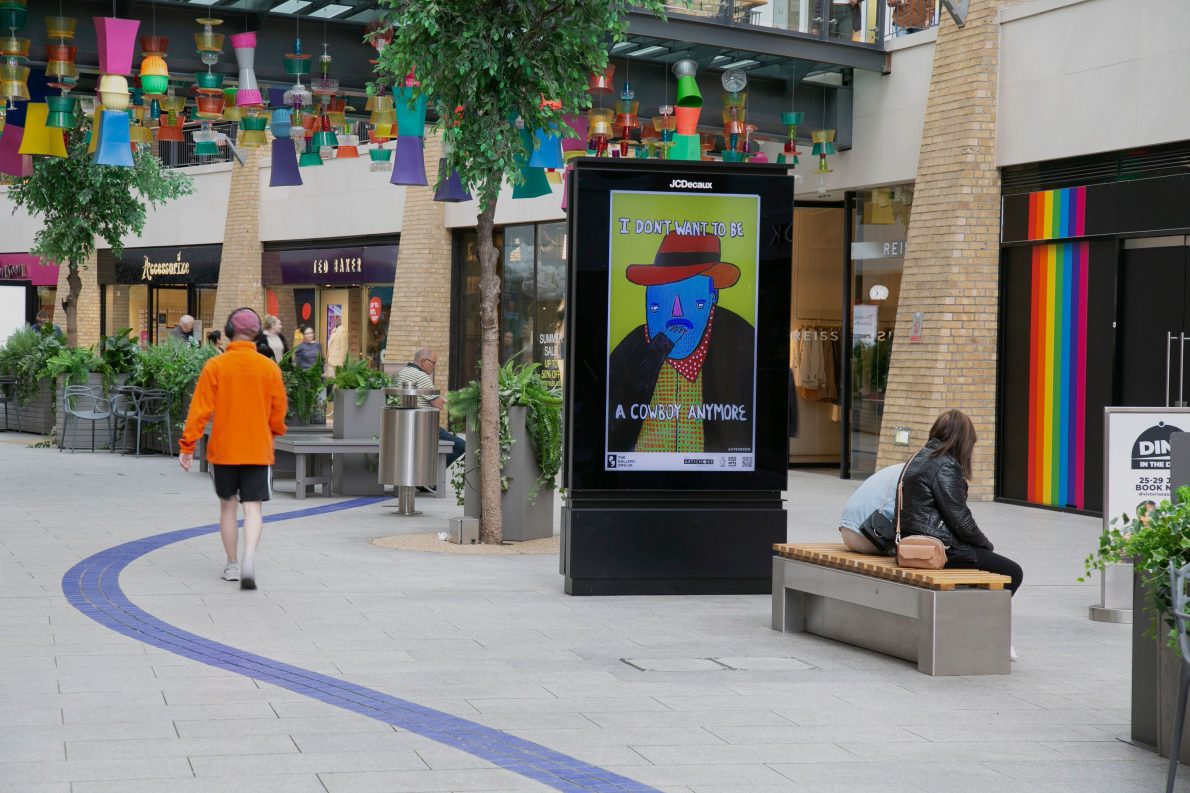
[6,116,194,346]
[373,0,668,542]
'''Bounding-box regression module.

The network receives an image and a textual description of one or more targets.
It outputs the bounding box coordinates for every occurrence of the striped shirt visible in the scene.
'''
[396,363,436,408]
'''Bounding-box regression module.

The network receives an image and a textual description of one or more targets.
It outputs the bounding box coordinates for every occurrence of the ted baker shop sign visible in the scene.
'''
[278,245,397,285]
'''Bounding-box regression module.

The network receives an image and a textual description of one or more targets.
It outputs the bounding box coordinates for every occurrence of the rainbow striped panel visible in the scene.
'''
[1026,187,1086,241]
[1027,242,1089,509]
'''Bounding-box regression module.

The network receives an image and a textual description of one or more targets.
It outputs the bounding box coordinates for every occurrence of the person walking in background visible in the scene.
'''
[259,315,288,363]
[178,308,287,591]
[396,348,465,468]
[899,409,1023,657]
[293,326,322,371]
[168,314,197,346]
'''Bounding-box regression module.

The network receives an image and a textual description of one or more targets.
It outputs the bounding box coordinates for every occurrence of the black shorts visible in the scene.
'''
[212,464,272,502]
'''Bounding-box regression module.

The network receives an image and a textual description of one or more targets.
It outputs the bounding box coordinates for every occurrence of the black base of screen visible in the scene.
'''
[561,495,786,596]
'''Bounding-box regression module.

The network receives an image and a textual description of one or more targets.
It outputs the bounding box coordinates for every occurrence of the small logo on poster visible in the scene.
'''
[1132,422,1183,470]
[607,455,617,469]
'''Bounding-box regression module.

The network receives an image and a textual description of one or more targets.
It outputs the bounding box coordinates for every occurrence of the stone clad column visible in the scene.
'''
[385,132,453,413]
[875,0,1006,498]
[213,148,265,325]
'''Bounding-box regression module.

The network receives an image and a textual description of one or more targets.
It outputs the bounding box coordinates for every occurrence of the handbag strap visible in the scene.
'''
[894,450,922,546]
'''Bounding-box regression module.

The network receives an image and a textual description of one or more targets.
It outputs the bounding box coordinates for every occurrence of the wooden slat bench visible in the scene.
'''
[772,542,1012,676]
[274,436,456,500]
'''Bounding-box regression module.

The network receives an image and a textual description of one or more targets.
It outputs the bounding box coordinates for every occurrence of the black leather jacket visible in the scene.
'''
[898,439,993,563]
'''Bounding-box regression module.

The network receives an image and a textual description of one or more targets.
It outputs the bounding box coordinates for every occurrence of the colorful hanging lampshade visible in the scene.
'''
[335,133,359,159]
[94,109,134,166]
[588,64,614,94]
[368,145,392,172]
[780,110,804,165]
[193,121,219,157]
[269,106,291,139]
[139,55,168,96]
[311,43,338,97]
[17,103,66,157]
[370,123,393,143]
[237,111,268,148]
[389,135,426,185]
[283,36,312,78]
[512,125,550,199]
[156,111,184,144]
[194,17,224,59]
[811,128,836,171]
[229,32,262,106]
[0,123,32,177]
[325,97,347,131]
[0,0,27,32]
[45,95,76,129]
[94,17,140,76]
[194,70,223,94]
[653,108,676,159]
[369,95,395,127]
[311,112,337,152]
[672,60,702,108]
[298,139,323,167]
[97,74,129,111]
[267,87,286,109]
[393,84,427,138]
[433,157,470,202]
[0,63,29,103]
[613,82,639,158]
[529,125,563,170]
[721,92,748,160]
[587,107,613,157]
[560,114,588,153]
[222,88,242,121]
[129,121,154,150]
[269,136,302,186]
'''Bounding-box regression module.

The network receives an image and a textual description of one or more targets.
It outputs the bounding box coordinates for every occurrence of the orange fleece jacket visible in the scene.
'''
[179,341,288,465]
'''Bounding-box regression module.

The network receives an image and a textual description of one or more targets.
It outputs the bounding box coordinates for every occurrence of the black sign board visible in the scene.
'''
[561,159,794,596]
[112,245,222,285]
[278,245,398,285]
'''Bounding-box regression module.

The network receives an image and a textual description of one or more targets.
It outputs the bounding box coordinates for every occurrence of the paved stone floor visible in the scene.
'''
[0,431,1181,792]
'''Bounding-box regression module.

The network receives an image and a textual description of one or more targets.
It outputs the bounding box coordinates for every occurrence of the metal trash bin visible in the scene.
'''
[379,386,440,516]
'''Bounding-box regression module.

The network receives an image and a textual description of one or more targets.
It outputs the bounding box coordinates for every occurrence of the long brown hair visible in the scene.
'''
[927,409,977,479]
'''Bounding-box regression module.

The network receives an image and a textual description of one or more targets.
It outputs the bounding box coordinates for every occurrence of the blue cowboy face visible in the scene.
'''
[646,275,717,360]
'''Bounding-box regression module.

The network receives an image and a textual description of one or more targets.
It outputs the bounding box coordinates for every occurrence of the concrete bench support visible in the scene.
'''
[771,556,1011,676]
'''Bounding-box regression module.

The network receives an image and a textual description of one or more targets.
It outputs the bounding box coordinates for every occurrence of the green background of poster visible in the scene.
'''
[607,191,760,350]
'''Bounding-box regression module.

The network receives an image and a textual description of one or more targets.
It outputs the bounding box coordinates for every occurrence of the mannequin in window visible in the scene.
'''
[887,0,933,34]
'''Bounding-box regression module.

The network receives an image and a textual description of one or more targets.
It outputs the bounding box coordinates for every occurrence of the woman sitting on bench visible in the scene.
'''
[899,409,1024,597]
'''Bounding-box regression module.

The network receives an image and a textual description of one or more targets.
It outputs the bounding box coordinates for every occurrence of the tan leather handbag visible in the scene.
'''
[894,451,948,570]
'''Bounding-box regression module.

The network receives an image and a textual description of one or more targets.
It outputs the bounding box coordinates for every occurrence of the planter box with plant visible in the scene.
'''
[42,346,107,450]
[281,350,327,428]
[330,357,390,495]
[125,340,217,454]
[0,326,65,437]
[1085,492,1190,760]
[448,361,562,542]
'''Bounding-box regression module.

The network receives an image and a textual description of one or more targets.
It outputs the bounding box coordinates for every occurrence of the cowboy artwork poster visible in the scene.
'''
[605,190,760,472]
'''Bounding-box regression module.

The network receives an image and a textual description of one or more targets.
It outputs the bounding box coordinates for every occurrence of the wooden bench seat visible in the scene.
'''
[772,542,1012,676]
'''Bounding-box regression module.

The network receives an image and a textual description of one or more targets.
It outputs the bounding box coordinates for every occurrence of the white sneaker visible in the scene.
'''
[221,562,240,581]
[240,556,256,591]
[1010,645,1019,662]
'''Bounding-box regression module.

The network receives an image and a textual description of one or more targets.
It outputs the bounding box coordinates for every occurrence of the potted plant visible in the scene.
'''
[447,360,562,541]
[98,328,139,393]
[280,349,326,427]
[41,345,105,450]
[330,356,390,495]
[0,325,65,435]
[126,341,217,453]
[1085,492,1190,761]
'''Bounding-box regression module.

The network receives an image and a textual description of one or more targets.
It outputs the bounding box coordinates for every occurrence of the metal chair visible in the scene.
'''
[1167,559,1190,793]
[111,387,174,456]
[60,385,113,453]
[0,375,19,432]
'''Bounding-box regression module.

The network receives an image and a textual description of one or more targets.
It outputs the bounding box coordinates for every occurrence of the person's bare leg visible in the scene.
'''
[219,498,238,562]
[240,501,263,590]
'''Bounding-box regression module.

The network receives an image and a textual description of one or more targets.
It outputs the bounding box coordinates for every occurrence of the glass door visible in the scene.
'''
[151,286,189,344]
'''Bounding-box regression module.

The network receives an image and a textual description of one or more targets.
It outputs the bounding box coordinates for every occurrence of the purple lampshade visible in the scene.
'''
[268,87,287,108]
[561,114,589,152]
[389,135,427,186]
[433,157,471,202]
[94,17,141,76]
[0,125,32,177]
[269,137,302,187]
[94,110,134,167]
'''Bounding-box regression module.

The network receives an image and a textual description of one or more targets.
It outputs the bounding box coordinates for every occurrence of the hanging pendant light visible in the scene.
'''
[17,103,66,157]
[93,15,140,167]
[229,31,262,106]
[780,111,804,165]
[270,136,302,186]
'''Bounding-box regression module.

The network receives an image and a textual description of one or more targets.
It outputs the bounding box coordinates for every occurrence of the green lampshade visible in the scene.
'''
[722,151,746,163]
[140,75,168,95]
[811,142,836,156]
[194,140,220,157]
[368,147,392,162]
[298,149,323,167]
[780,111,804,126]
[311,130,338,150]
[194,71,224,91]
[0,5,27,32]
[45,95,76,129]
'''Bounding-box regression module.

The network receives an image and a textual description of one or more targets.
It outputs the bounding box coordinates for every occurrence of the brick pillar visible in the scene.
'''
[385,132,453,408]
[875,0,1005,499]
[55,250,100,348]
[213,147,265,326]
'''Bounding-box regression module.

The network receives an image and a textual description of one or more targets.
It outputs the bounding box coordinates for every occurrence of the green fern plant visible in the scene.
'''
[281,349,326,424]
[127,340,217,427]
[332,356,390,406]
[41,346,103,387]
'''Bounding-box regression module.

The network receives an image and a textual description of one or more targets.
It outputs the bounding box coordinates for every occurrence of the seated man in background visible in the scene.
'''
[838,462,905,553]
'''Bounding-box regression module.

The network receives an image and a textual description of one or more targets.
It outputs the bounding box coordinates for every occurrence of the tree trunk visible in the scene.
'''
[475,196,503,544]
[64,264,81,348]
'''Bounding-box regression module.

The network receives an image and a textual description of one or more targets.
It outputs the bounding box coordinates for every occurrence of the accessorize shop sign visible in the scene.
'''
[0,254,59,286]
[114,245,222,284]
[278,245,398,285]
[1103,407,1190,531]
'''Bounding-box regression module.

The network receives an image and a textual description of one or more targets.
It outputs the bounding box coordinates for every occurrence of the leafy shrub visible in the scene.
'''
[0,325,65,404]
[280,349,326,424]
[127,340,217,425]
[332,356,390,406]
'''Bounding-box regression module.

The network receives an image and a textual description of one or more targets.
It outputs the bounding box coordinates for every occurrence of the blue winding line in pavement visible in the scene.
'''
[61,497,660,793]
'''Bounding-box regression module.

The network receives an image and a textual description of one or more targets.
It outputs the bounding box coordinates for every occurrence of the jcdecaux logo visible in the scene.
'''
[669,178,713,190]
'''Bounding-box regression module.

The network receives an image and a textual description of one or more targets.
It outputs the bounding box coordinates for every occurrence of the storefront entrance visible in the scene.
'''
[99,245,222,345]
[1118,238,1190,408]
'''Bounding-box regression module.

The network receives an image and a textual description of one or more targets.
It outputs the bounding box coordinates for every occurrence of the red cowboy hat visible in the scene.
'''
[625,232,740,288]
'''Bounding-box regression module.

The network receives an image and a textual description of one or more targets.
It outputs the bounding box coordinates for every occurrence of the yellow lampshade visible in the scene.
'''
[18,103,68,158]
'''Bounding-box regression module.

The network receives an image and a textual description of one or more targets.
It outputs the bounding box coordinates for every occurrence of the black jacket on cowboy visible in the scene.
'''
[898,438,994,564]
[606,306,754,454]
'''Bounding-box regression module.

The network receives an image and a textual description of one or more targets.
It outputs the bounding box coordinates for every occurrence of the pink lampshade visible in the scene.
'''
[0,125,32,177]
[269,137,302,187]
[561,115,589,152]
[93,17,141,76]
[390,135,427,186]
[230,32,262,106]
[560,166,571,212]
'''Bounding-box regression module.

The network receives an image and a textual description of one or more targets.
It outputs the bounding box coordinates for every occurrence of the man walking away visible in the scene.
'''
[178,308,287,590]
[397,348,465,468]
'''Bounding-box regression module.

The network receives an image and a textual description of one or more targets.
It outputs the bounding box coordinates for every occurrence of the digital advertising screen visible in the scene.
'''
[564,160,794,494]
[604,190,761,473]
